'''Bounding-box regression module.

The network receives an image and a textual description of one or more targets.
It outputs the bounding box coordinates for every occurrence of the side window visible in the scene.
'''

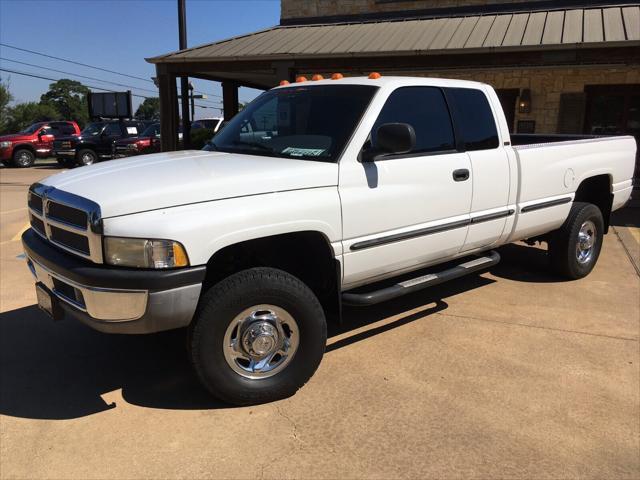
[445,88,499,151]
[372,86,455,155]
[104,123,122,137]
[41,125,60,137]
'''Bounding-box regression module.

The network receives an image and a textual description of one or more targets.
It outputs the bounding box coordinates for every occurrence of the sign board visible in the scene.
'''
[88,91,133,119]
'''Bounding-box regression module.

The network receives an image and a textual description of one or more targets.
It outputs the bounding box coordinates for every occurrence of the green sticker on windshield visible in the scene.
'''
[282,147,325,157]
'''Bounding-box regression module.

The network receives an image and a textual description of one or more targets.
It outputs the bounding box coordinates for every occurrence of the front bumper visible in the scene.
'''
[0,147,12,161]
[22,228,205,334]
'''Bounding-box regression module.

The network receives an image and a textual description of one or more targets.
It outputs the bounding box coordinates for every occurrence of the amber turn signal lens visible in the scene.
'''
[279,80,290,86]
[331,73,344,80]
[295,76,307,82]
[311,74,324,81]
[172,243,189,267]
[368,72,382,79]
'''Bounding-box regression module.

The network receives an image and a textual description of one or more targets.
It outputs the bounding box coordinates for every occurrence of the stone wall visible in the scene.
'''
[422,65,640,133]
[282,0,541,20]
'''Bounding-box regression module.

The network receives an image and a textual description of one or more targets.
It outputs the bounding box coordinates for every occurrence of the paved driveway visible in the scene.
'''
[1,166,638,479]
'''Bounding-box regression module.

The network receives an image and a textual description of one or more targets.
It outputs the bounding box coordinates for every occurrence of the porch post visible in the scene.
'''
[222,81,239,121]
[157,67,179,152]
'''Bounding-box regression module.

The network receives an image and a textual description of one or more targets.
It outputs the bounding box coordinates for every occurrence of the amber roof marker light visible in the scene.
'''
[368,72,382,79]
[295,76,307,83]
[311,74,324,81]
[331,73,344,80]
[279,80,290,86]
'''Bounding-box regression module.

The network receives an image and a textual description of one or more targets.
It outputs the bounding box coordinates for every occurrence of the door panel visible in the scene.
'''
[340,152,472,288]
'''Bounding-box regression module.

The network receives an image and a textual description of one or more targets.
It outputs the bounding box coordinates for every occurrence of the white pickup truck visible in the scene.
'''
[22,76,636,405]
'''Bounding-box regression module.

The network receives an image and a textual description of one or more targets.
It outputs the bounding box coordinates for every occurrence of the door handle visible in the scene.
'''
[452,169,470,182]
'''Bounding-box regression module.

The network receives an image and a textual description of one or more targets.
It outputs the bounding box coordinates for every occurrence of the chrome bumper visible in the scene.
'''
[25,253,202,333]
[27,254,148,321]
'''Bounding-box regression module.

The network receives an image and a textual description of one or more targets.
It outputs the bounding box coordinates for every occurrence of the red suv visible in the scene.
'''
[0,121,81,167]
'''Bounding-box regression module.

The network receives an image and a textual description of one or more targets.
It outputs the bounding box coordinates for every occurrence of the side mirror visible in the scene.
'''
[361,123,416,162]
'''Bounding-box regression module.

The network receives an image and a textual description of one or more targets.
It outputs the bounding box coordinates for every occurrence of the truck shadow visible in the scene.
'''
[0,274,498,420]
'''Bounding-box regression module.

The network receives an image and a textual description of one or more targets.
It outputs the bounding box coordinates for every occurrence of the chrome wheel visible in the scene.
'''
[80,152,95,165]
[223,305,299,379]
[576,220,597,264]
[15,150,34,167]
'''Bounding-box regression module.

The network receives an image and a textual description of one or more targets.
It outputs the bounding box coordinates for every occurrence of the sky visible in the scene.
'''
[0,0,281,119]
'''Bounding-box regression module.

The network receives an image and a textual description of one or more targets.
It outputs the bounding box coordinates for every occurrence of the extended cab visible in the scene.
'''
[0,121,80,167]
[53,120,148,166]
[22,77,636,405]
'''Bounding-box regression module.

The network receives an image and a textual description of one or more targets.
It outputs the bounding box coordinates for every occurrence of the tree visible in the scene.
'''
[0,79,13,134]
[4,102,59,133]
[40,79,89,127]
[135,97,160,120]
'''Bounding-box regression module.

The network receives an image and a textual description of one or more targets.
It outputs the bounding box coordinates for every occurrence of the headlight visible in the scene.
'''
[126,143,139,150]
[103,237,189,268]
[0,141,12,148]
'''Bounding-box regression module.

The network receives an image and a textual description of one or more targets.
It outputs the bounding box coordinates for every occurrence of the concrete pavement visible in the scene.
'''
[1,166,638,479]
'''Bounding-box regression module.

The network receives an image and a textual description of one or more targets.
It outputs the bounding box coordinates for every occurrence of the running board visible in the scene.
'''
[341,251,500,307]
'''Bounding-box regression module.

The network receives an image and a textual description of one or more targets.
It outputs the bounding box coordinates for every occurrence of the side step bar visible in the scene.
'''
[342,250,500,307]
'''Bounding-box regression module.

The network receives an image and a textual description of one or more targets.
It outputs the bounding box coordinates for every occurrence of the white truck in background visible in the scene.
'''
[22,76,636,405]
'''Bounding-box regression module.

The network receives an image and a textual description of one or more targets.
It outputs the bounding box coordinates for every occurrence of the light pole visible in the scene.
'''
[178,0,191,149]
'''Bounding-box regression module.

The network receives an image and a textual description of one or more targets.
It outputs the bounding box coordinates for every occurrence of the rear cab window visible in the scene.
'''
[444,88,499,151]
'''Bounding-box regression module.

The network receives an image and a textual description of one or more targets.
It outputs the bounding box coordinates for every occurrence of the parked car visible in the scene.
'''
[0,121,80,167]
[112,123,161,158]
[53,120,148,166]
[22,76,636,406]
[192,117,224,133]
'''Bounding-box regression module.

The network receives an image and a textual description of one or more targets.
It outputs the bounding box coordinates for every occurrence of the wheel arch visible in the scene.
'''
[12,143,36,155]
[203,230,341,325]
[573,174,613,233]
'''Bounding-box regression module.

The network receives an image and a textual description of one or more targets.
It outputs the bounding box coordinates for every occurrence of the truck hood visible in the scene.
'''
[40,150,339,218]
[0,133,33,142]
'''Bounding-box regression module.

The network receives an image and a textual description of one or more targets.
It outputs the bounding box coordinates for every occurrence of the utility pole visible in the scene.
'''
[178,0,191,149]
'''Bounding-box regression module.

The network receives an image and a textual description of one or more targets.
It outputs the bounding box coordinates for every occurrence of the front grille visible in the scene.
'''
[27,184,103,263]
[28,192,43,213]
[30,214,45,236]
[49,225,90,254]
[47,202,87,228]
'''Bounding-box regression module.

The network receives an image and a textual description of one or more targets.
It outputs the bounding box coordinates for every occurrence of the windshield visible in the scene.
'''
[204,85,377,162]
[19,123,44,134]
[141,123,160,137]
[81,122,105,136]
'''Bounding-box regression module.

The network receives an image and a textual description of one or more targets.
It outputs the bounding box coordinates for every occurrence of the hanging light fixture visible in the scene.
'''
[518,88,532,114]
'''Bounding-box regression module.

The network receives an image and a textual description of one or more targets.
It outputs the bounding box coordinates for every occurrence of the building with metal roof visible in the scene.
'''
[148,0,640,166]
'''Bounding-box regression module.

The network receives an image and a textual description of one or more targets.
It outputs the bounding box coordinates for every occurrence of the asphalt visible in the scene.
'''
[1,164,639,479]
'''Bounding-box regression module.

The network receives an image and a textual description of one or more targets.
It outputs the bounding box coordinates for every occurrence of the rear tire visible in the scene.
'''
[548,202,604,279]
[76,149,97,166]
[189,267,327,405]
[12,148,35,168]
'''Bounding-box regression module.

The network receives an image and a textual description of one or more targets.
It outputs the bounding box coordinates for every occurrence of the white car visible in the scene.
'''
[22,76,636,405]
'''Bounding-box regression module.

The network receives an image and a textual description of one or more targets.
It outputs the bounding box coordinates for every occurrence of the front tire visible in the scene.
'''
[76,148,97,166]
[189,267,327,405]
[12,148,35,167]
[548,202,604,279]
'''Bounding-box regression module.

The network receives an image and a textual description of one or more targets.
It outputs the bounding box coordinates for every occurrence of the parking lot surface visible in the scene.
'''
[1,165,639,479]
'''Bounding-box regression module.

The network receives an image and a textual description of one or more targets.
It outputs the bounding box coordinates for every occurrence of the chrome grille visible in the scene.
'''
[28,184,103,263]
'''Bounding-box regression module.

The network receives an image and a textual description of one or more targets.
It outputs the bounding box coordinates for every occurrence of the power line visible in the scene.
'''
[0,57,158,94]
[0,42,222,99]
[0,56,222,106]
[0,68,221,110]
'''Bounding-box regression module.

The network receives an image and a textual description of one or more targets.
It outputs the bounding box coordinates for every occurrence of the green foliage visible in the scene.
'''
[190,128,215,149]
[40,79,89,127]
[135,97,160,120]
[0,80,13,133]
[4,102,60,133]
